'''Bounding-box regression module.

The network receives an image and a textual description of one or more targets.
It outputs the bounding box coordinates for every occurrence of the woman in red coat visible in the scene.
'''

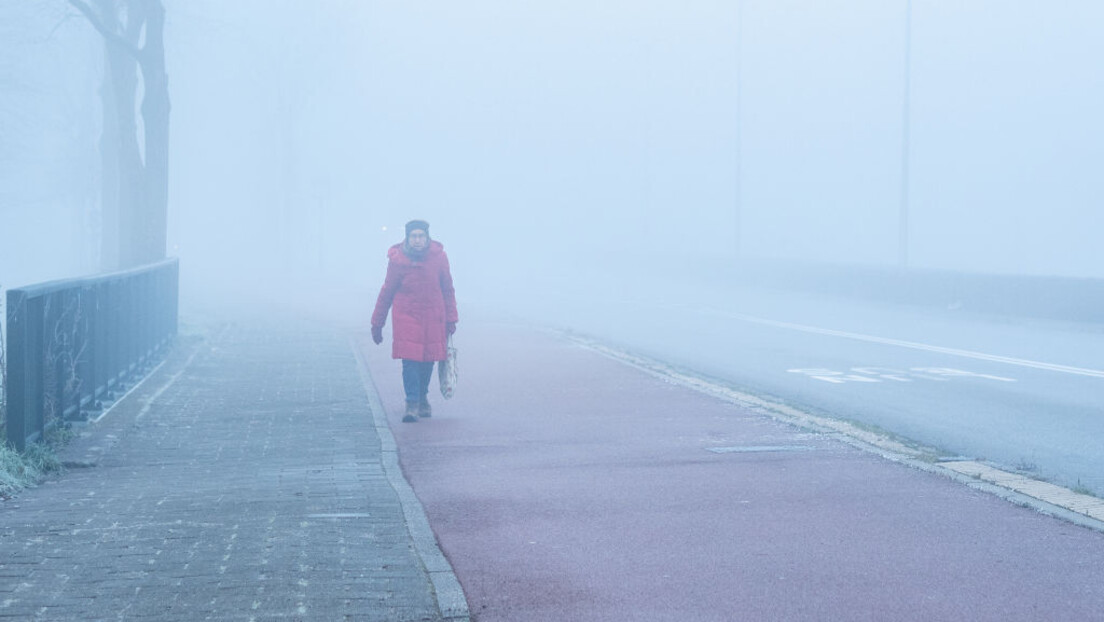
[371,220,458,422]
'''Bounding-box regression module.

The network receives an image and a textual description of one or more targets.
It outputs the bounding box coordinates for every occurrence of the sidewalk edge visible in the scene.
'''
[351,342,471,622]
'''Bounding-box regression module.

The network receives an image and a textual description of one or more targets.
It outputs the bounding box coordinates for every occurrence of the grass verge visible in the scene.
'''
[0,430,67,500]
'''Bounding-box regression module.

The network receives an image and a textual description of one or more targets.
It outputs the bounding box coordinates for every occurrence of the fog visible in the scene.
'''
[169,0,1104,315]
[1,2,100,286]
[3,1,1104,315]
[5,0,1104,511]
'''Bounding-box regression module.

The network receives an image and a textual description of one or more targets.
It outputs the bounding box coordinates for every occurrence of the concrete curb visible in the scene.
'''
[352,343,471,622]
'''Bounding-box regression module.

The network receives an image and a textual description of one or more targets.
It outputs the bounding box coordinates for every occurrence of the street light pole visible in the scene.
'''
[735,0,743,260]
[899,0,913,269]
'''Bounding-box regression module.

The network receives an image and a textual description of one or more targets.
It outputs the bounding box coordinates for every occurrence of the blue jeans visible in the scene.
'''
[402,360,435,404]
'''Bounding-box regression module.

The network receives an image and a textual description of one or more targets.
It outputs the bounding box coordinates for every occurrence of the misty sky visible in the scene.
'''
[3,1,1104,306]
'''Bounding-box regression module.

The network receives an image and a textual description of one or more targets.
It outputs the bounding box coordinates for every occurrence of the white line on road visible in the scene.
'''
[704,308,1104,379]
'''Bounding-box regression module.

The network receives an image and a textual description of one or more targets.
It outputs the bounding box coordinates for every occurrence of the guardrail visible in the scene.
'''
[720,259,1104,324]
[4,259,178,451]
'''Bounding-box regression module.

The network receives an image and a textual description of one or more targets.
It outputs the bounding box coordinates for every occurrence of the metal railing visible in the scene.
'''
[4,259,178,450]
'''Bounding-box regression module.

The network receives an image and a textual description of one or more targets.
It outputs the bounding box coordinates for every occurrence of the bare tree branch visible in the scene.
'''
[67,0,142,60]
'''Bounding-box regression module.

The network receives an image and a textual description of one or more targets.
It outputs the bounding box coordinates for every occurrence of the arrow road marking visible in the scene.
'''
[704,308,1104,379]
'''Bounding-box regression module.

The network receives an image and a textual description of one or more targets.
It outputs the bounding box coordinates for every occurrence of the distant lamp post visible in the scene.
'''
[899,0,913,269]
[734,0,744,260]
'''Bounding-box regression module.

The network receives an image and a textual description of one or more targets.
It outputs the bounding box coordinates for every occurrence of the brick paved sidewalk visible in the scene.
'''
[0,319,467,621]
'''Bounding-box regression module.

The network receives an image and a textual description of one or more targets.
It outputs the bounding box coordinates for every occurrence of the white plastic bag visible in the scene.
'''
[438,335,457,399]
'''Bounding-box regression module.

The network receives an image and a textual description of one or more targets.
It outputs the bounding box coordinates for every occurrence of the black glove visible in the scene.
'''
[371,325,383,345]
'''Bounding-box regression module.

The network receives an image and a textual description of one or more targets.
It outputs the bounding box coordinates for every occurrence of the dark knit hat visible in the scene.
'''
[405,219,430,237]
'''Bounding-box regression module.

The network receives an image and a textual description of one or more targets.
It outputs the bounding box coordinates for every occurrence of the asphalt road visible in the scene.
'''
[473,277,1104,495]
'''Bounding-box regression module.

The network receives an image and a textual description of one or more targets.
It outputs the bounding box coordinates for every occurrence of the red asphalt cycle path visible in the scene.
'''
[357,318,1104,621]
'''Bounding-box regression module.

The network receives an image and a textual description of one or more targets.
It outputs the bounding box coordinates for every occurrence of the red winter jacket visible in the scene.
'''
[371,240,458,361]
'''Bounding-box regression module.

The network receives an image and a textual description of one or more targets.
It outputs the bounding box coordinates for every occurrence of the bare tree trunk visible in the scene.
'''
[92,0,140,271]
[111,2,145,270]
[73,0,170,270]
[96,0,120,270]
[136,0,170,266]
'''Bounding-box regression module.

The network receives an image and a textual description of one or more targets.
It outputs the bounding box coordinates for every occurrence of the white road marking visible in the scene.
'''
[910,367,1016,382]
[786,368,882,384]
[707,308,1104,379]
[787,366,1016,384]
[851,367,914,382]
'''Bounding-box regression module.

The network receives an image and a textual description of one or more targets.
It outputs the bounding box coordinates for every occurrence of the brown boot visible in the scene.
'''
[402,402,419,423]
[418,399,432,418]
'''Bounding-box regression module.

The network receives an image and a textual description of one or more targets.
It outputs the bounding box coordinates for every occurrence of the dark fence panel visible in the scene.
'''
[5,259,178,451]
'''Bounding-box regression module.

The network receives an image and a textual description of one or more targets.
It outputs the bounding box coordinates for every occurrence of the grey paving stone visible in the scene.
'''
[0,320,462,621]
